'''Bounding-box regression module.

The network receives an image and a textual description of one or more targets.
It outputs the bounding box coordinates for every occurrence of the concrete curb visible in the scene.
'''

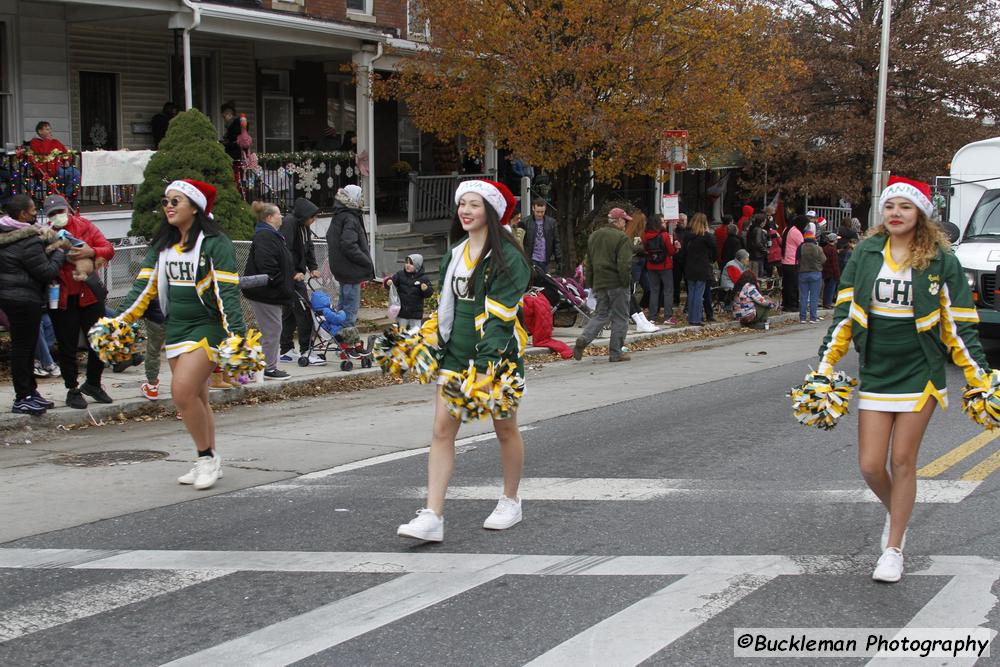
[0,309,818,436]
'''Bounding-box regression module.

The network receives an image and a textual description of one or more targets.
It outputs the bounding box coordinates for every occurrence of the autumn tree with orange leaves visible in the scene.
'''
[375,0,795,272]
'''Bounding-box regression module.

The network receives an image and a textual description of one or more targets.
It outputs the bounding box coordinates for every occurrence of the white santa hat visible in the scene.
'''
[878,176,934,218]
[454,179,517,226]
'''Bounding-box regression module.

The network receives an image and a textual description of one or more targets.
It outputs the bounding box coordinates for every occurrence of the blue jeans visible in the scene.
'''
[688,280,707,324]
[35,314,55,366]
[823,277,839,307]
[339,282,361,326]
[799,272,822,321]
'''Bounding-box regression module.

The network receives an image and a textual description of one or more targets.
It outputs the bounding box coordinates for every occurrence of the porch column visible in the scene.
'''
[353,46,379,274]
[484,135,497,177]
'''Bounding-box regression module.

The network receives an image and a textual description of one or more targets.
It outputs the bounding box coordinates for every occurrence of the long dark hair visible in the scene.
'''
[448,204,529,296]
[151,205,222,252]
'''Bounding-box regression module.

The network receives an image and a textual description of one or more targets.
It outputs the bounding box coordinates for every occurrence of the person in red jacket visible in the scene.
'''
[737,204,754,233]
[42,195,115,409]
[642,214,677,324]
[29,121,81,199]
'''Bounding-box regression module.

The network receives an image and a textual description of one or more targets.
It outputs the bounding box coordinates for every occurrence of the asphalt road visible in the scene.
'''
[3,325,1000,665]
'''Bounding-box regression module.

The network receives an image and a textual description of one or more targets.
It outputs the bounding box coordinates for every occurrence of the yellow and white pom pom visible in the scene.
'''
[441,361,525,423]
[372,314,440,383]
[218,329,265,375]
[962,370,1000,430]
[87,317,139,364]
[789,369,857,430]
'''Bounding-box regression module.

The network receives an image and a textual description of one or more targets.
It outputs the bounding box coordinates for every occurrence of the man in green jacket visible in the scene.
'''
[574,207,634,362]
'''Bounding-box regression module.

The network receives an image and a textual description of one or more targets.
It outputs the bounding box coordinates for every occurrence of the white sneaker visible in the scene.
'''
[483,496,522,530]
[178,454,224,487]
[397,509,443,542]
[879,513,908,552]
[631,313,659,333]
[873,547,904,583]
[305,352,327,366]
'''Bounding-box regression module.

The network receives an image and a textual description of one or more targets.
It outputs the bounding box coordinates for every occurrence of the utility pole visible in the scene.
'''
[870,0,893,228]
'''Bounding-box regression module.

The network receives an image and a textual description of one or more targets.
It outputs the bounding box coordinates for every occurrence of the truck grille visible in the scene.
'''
[982,273,995,307]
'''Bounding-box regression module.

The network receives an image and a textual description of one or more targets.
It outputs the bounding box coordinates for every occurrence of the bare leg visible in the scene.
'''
[885,399,936,548]
[426,389,461,515]
[492,413,524,499]
[858,409,895,509]
[169,351,217,453]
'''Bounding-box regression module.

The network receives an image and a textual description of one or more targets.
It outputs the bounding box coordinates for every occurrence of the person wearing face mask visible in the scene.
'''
[42,195,115,410]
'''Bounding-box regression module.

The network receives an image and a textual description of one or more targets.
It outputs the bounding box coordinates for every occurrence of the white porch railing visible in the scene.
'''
[407,172,493,223]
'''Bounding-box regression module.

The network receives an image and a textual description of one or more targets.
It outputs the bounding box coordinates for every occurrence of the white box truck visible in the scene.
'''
[948,136,1000,332]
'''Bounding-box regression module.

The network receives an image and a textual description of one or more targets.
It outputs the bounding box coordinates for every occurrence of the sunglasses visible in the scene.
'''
[160,197,185,208]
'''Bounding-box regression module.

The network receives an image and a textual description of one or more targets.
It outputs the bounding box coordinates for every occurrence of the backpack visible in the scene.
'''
[644,233,667,264]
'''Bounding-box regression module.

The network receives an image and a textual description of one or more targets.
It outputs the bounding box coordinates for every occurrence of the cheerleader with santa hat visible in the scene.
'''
[397,179,532,543]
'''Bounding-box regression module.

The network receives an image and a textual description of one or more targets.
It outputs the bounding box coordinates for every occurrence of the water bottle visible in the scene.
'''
[48,282,60,310]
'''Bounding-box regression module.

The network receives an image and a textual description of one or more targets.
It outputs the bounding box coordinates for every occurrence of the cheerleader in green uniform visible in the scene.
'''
[118,179,245,490]
[818,176,990,583]
[397,179,532,542]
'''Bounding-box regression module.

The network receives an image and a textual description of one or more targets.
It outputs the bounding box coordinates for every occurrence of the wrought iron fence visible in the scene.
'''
[407,172,493,223]
[0,149,135,216]
[241,152,357,212]
[811,206,853,230]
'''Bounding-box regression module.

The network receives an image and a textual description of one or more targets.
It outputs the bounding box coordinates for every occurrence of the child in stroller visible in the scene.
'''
[303,282,377,371]
[531,265,592,328]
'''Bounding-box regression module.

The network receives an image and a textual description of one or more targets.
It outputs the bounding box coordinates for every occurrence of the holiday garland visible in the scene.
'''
[256,150,354,165]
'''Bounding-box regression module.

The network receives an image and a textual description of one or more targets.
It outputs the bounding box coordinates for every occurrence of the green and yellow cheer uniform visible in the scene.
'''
[819,233,989,412]
[435,237,531,384]
[119,232,245,362]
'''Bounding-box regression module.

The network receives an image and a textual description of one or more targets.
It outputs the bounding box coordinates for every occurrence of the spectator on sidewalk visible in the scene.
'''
[43,195,115,410]
[33,313,59,378]
[798,228,825,323]
[720,222,745,268]
[766,217,782,278]
[781,214,806,311]
[384,253,432,330]
[821,232,841,308]
[642,213,677,325]
[0,194,68,415]
[672,213,689,309]
[733,270,777,329]
[746,214,769,278]
[625,211,656,331]
[714,214,734,262]
[684,213,717,326]
[573,207,634,362]
[326,184,374,327]
[245,201,296,380]
[721,249,750,312]
[521,198,561,274]
[279,197,323,365]
[140,301,166,401]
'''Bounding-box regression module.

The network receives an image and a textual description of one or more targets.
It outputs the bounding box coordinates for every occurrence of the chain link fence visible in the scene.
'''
[100,239,339,331]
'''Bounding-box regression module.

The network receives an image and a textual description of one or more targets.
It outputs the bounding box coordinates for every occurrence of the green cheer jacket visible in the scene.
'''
[436,237,531,373]
[118,232,246,335]
[818,233,989,385]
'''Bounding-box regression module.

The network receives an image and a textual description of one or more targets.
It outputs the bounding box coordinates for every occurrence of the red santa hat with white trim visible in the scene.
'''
[166,179,217,218]
[878,176,933,218]
[453,179,518,227]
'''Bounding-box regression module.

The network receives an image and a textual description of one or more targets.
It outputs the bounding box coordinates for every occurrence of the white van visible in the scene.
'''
[948,137,1000,331]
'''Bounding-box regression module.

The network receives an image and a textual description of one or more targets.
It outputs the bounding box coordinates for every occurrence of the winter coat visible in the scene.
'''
[222,117,242,161]
[53,213,114,309]
[721,234,745,267]
[520,214,562,266]
[642,230,676,271]
[326,202,374,284]
[0,220,67,306]
[818,233,989,385]
[782,226,804,265]
[585,225,632,290]
[747,224,768,260]
[737,205,754,233]
[242,222,296,305]
[279,198,319,274]
[684,232,717,282]
[721,259,746,290]
[521,292,573,358]
[798,239,825,273]
[822,243,841,280]
[388,267,432,320]
[767,227,783,264]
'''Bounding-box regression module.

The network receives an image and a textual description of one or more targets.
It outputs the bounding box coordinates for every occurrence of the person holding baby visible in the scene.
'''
[41,195,116,410]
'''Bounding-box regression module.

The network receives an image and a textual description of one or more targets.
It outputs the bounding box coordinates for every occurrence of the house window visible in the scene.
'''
[0,20,15,148]
[272,0,304,12]
[262,95,294,153]
[346,0,372,15]
[326,76,356,143]
[79,72,119,151]
[407,0,429,41]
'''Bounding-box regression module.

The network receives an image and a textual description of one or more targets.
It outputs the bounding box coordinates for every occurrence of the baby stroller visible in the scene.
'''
[300,280,377,371]
[531,266,592,328]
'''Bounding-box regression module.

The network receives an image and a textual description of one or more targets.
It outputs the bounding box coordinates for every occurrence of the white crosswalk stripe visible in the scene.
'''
[1,549,998,666]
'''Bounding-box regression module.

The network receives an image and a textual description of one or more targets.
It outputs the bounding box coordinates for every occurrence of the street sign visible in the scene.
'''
[661,193,680,221]
[661,130,688,171]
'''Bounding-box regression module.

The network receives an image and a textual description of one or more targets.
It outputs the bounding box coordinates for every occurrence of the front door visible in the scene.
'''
[79,71,119,151]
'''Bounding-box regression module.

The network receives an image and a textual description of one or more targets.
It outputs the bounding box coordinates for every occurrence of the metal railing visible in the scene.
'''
[241,153,356,212]
[810,206,853,230]
[407,172,493,223]
[1,150,135,212]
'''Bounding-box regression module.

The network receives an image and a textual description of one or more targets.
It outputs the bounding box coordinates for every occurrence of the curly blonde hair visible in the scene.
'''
[866,210,950,271]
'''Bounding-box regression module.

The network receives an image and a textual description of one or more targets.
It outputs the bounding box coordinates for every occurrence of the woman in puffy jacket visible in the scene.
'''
[642,214,677,324]
[0,195,68,415]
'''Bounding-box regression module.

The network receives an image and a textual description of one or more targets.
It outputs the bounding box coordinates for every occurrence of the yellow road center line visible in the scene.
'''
[960,449,1000,482]
[917,430,1000,478]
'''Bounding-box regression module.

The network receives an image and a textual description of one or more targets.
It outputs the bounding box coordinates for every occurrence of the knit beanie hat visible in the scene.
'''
[878,176,933,218]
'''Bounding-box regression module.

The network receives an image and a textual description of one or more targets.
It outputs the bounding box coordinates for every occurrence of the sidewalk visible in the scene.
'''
[0,306,823,435]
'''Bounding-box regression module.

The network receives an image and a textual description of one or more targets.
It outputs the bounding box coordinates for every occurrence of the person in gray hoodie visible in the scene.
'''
[279,197,324,365]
